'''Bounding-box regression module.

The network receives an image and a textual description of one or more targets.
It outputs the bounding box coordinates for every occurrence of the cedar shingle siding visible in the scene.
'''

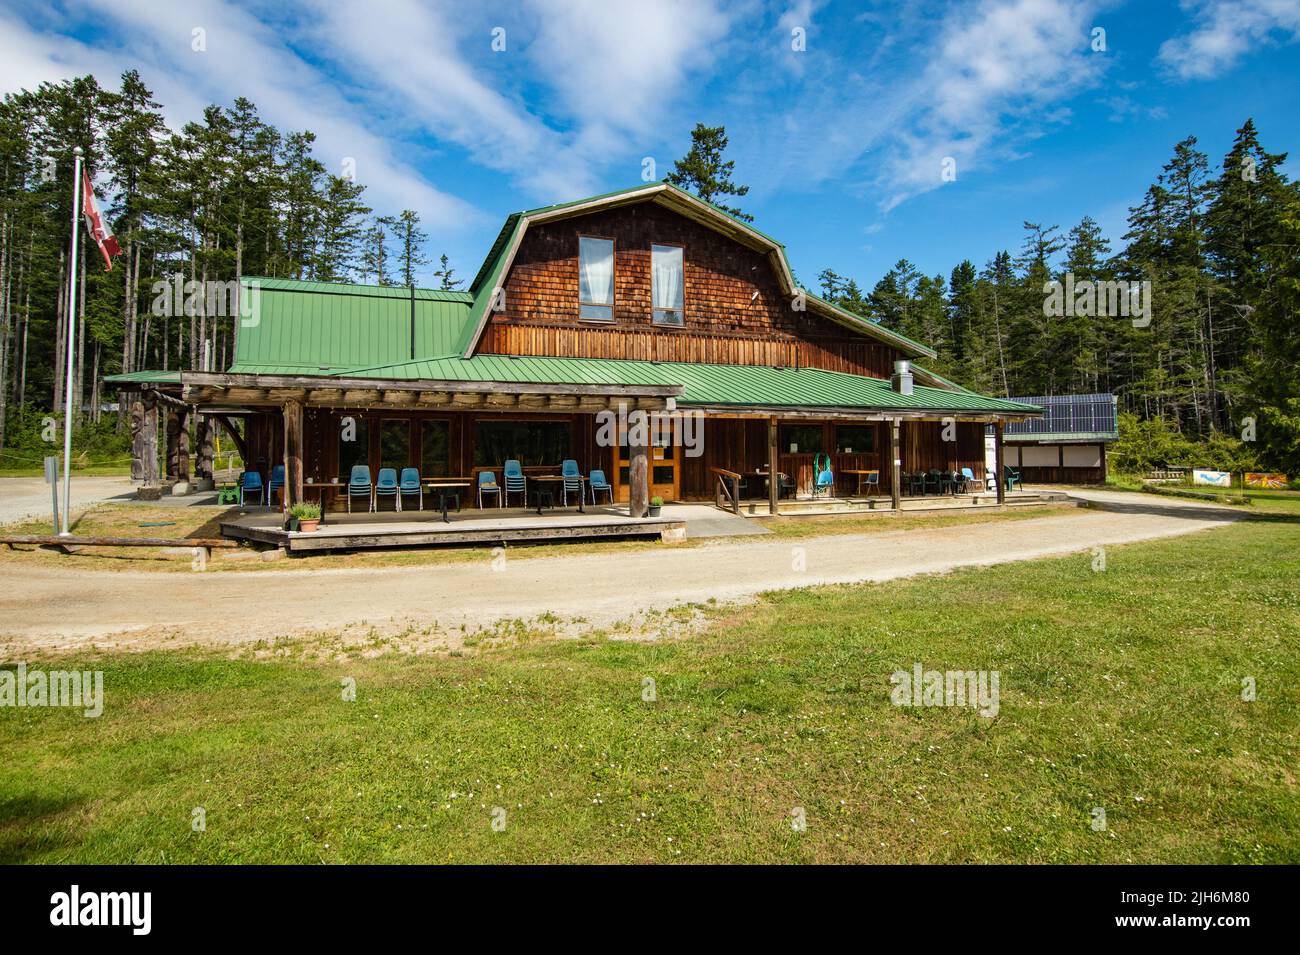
[483,201,901,378]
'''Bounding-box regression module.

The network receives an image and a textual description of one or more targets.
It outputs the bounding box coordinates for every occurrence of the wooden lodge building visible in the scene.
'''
[108,182,1039,521]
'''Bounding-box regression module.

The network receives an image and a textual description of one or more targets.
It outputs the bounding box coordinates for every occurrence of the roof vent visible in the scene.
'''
[891,359,914,396]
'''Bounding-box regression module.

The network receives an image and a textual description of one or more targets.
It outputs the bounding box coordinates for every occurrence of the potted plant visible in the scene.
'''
[647,495,663,518]
[289,501,322,532]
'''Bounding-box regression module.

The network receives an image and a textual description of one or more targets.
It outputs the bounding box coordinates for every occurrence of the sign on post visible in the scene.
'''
[44,456,60,533]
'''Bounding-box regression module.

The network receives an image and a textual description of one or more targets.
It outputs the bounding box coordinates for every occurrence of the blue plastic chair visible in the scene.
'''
[239,470,264,507]
[503,459,527,507]
[813,453,835,498]
[399,467,422,510]
[374,467,400,511]
[478,470,502,509]
[957,467,976,493]
[862,470,880,496]
[267,464,285,505]
[588,468,612,505]
[561,459,582,507]
[347,465,373,513]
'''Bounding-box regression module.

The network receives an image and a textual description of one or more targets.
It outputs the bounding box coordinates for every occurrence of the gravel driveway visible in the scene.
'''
[0,494,1241,651]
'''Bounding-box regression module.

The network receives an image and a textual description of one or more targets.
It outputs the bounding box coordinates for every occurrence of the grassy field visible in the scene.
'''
[1,503,1295,863]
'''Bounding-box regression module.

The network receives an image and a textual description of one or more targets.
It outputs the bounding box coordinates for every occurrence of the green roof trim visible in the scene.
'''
[313,354,1039,415]
[103,370,182,385]
[1004,431,1116,444]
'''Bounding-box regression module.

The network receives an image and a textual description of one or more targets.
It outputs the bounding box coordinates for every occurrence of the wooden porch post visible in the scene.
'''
[768,415,779,515]
[165,407,190,481]
[628,410,649,518]
[140,392,159,487]
[994,418,1006,505]
[890,418,901,510]
[195,415,214,486]
[283,398,304,511]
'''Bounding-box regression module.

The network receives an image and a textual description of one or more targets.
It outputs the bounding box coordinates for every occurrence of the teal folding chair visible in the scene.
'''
[478,471,502,508]
[399,467,422,510]
[347,465,373,513]
[374,468,400,511]
[588,468,612,505]
[503,459,527,507]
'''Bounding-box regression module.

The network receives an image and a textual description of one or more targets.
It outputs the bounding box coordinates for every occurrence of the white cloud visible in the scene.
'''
[1,0,479,230]
[1158,0,1300,80]
[875,0,1105,212]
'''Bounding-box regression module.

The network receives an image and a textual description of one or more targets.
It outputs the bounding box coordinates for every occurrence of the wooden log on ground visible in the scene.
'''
[0,535,237,548]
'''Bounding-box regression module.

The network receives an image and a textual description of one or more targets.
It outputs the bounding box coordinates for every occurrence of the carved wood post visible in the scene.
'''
[141,392,159,487]
[767,415,779,515]
[283,399,304,511]
[195,415,214,483]
[628,410,649,518]
[129,395,145,481]
[891,418,901,510]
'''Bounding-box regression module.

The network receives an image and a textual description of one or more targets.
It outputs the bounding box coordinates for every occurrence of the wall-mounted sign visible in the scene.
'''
[1244,472,1288,489]
[1193,469,1232,487]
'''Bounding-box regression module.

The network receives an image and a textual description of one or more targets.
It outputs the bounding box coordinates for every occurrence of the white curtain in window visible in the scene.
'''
[579,237,614,305]
[652,245,683,311]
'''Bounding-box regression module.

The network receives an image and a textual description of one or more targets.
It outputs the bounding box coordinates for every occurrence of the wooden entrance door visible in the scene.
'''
[614,415,679,503]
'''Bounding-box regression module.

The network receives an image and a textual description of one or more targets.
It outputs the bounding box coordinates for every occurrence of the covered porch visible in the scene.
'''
[696,410,1020,516]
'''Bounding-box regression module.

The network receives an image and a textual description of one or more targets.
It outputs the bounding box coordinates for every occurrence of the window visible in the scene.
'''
[779,424,823,455]
[835,425,876,454]
[420,420,450,476]
[651,244,684,325]
[475,420,571,467]
[380,419,410,473]
[578,236,614,321]
[337,415,370,480]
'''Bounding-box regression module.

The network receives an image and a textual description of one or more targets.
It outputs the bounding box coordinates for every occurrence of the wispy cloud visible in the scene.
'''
[1,0,480,230]
[1158,0,1300,80]
[875,0,1105,211]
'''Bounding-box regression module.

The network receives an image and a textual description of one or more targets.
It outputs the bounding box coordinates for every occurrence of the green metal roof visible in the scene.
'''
[103,370,183,385]
[302,354,1039,415]
[237,277,472,371]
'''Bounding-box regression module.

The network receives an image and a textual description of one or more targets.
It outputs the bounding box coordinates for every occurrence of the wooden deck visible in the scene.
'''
[220,504,686,553]
[722,489,1071,517]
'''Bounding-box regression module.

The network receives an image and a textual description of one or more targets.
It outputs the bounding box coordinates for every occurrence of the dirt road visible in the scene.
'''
[0,496,1241,652]
[0,475,134,525]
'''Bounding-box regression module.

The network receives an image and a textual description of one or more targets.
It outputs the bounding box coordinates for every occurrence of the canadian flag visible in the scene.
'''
[81,170,121,271]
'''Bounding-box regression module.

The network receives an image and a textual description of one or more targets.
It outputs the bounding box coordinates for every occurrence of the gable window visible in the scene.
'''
[652,244,684,325]
[578,236,614,320]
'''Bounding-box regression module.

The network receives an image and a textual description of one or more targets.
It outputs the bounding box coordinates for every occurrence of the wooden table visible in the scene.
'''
[842,468,880,496]
[424,479,472,522]
[528,475,585,513]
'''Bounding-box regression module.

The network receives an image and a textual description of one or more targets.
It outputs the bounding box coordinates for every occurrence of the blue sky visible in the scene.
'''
[3,0,1297,290]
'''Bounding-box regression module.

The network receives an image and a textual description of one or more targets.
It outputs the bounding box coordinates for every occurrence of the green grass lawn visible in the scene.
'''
[1,515,1296,863]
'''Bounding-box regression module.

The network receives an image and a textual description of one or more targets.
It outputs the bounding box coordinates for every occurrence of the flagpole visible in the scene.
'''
[59,146,83,536]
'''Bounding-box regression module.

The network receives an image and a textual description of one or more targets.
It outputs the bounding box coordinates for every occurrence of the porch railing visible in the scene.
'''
[710,466,743,515]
